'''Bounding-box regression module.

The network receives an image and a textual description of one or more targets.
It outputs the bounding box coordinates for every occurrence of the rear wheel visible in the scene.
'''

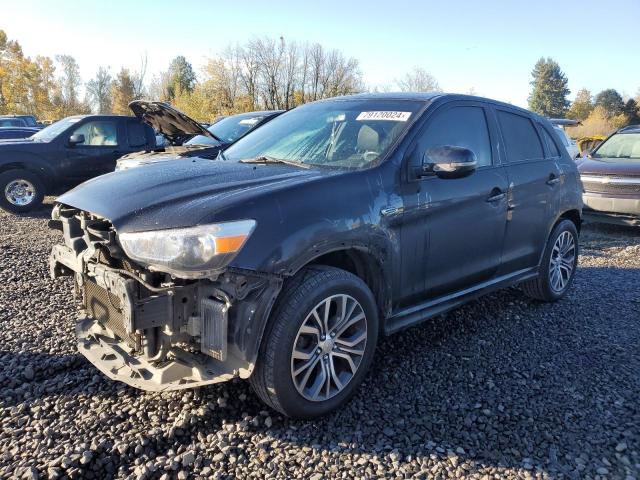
[521,219,578,301]
[0,169,45,214]
[250,266,378,418]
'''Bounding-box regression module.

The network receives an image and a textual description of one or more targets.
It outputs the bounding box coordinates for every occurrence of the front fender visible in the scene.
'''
[0,151,57,189]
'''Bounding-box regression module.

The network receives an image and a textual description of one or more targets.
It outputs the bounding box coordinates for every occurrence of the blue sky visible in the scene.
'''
[3,0,639,107]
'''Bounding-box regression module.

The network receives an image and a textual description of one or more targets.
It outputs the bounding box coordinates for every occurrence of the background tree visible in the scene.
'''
[166,56,196,100]
[111,68,135,115]
[54,54,88,116]
[396,67,441,92]
[594,89,624,117]
[528,57,570,117]
[132,54,148,100]
[623,98,640,125]
[566,88,593,121]
[86,66,112,113]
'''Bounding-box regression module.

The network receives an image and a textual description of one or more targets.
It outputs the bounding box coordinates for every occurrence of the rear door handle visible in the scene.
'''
[547,174,561,186]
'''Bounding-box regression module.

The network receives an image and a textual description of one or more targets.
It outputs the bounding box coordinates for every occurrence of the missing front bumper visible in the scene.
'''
[51,239,283,392]
[77,317,236,391]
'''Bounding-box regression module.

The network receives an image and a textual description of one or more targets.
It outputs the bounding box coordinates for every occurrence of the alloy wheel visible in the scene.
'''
[549,230,576,293]
[290,294,368,402]
[4,179,36,206]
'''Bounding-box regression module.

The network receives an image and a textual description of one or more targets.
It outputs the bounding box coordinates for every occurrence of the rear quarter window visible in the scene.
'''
[540,127,561,157]
[497,111,544,163]
[127,122,148,148]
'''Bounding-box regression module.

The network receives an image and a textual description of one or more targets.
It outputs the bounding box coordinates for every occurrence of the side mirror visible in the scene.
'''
[419,145,477,179]
[68,134,85,146]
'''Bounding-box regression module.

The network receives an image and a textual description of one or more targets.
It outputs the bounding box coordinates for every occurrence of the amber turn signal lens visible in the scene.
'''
[214,235,249,254]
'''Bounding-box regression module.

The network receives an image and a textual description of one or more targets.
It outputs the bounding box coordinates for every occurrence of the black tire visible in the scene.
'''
[0,169,45,214]
[250,265,379,419]
[521,219,579,302]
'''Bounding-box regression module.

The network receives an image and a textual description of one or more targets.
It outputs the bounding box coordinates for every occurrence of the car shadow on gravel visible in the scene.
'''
[2,266,638,478]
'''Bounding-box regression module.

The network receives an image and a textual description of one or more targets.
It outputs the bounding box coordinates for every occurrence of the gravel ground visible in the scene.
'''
[1,198,639,479]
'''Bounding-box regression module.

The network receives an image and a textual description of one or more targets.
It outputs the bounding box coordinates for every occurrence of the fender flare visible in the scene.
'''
[0,154,57,191]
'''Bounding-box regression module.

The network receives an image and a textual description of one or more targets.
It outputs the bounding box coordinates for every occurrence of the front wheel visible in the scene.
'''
[521,219,579,302]
[0,169,45,214]
[250,266,379,418]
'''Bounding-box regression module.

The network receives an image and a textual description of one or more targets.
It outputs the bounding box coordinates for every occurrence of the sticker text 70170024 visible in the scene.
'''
[356,111,412,122]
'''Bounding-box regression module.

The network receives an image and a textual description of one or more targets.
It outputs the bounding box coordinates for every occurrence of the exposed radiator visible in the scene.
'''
[200,298,228,361]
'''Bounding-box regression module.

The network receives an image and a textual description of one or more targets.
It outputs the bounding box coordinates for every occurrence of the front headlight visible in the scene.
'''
[118,220,256,278]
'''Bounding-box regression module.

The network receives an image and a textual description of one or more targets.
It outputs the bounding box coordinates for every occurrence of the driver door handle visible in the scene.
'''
[486,188,506,203]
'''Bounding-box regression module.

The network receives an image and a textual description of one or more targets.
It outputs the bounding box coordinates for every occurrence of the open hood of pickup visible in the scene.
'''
[129,100,220,144]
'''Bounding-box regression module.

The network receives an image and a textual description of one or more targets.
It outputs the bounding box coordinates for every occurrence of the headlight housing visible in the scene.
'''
[118,220,256,278]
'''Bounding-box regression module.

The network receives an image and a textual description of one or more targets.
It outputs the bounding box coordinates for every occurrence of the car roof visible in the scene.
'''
[314,92,539,117]
[618,125,640,134]
[64,114,135,121]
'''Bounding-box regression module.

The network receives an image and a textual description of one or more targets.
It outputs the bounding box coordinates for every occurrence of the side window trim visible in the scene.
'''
[403,100,497,182]
[494,107,546,164]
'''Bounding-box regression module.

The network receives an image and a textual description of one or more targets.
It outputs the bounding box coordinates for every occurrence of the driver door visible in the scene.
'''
[398,102,509,306]
[61,119,122,183]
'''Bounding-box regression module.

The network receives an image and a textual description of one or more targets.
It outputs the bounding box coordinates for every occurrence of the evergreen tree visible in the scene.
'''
[594,89,625,117]
[528,57,570,117]
[166,56,196,100]
[623,98,640,125]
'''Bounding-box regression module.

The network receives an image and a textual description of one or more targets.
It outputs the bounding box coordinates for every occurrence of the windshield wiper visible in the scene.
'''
[239,155,311,169]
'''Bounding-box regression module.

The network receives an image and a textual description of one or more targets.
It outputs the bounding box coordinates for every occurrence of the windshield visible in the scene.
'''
[221,100,424,169]
[186,114,268,146]
[594,133,640,160]
[32,117,82,142]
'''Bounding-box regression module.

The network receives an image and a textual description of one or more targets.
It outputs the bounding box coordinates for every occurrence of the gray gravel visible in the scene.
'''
[1,198,639,479]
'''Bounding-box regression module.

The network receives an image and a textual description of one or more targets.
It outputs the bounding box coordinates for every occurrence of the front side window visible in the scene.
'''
[222,100,425,170]
[498,111,544,163]
[593,133,640,160]
[72,121,118,146]
[414,106,493,168]
[0,119,23,127]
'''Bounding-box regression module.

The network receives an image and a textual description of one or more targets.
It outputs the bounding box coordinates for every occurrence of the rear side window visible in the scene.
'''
[497,111,544,163]
[416,106,493,167]
[540,127,561,157]
[127,122,147,148]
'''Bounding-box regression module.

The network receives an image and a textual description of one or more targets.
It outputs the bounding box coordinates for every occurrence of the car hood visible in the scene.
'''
[577,157,640,176]
[0,138,48,148]
[129,100,220,144]
[58,159,329,232]
[117,145,224,168]
[0,137,34,143]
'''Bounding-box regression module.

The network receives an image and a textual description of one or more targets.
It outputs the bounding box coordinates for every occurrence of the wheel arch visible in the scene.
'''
[297,247,392,326]
[557,208,582,233]
[0,160,54,191]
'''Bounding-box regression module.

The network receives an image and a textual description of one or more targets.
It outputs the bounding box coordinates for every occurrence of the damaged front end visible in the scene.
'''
[49,205,281,391]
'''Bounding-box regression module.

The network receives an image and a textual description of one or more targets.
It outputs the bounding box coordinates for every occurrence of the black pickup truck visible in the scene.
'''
[0,115,154,213]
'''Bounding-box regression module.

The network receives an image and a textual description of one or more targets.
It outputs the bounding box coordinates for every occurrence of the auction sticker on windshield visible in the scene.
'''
[356,111,411,121]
